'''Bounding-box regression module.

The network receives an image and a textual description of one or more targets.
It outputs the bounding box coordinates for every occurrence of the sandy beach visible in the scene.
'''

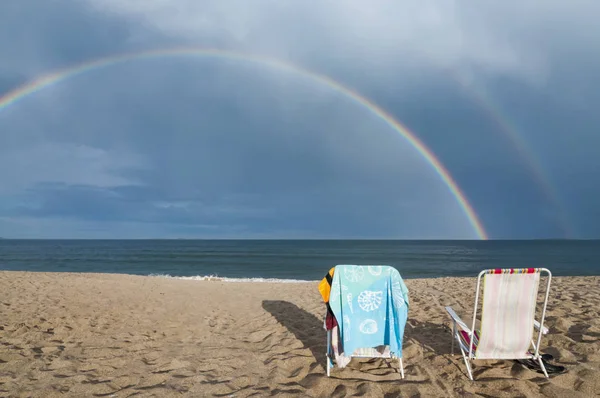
[0,272,598,397]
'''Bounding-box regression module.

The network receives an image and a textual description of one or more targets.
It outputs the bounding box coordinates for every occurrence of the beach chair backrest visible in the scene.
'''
[329,265,409,359]
[471,268,551,360]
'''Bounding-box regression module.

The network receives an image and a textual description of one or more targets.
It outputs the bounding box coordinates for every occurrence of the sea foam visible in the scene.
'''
[149,273,316,283]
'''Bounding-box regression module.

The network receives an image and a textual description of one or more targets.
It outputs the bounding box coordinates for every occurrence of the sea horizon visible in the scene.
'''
[2,239,599,281]
[2,238,599,241]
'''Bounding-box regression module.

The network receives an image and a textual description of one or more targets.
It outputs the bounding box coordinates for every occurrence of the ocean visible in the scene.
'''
[1,239,599,282]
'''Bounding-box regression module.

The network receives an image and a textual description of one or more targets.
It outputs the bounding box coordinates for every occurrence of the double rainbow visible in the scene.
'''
[0,48,488,239]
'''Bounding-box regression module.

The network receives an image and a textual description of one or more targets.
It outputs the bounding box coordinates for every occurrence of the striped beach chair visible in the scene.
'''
[445,268,552,380]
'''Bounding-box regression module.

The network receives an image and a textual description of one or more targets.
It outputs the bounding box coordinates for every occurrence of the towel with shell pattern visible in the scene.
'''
[328,265,409,358]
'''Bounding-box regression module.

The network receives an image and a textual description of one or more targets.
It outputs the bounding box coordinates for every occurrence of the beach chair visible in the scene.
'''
[445,268,552,380]
[319,265,409,378]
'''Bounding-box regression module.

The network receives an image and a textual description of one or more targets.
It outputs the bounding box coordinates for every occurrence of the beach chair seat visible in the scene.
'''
[445,268,552,380]
[458,329,479,352]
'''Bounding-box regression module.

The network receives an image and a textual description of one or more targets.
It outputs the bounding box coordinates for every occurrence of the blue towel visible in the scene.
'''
[328,265,409,358]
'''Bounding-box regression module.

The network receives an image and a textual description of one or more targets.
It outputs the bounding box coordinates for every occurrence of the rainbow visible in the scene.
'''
[451,72,572,237]
[0,47,488,239]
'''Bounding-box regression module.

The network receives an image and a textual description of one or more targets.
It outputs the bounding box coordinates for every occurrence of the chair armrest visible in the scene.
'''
[533,320,549,334]
[445,306,472,334]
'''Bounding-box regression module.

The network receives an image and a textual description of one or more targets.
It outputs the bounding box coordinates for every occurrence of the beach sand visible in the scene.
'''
[0,272,599,397]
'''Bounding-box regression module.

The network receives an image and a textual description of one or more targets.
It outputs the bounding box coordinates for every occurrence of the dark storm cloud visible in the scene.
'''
[0,0,599,238]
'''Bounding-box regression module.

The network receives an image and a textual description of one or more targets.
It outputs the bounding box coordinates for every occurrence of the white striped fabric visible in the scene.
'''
[352,346,391,358]
[475,272,541,359]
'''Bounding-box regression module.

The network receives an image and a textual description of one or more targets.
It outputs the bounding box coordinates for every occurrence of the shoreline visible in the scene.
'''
[4,270,600,283]
[0,271,598,397]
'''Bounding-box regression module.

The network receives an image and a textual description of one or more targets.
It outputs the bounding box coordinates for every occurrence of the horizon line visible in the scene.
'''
[0,238,596,241]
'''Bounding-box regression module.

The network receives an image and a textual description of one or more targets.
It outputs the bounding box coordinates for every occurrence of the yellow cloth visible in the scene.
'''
[318,267,335,303]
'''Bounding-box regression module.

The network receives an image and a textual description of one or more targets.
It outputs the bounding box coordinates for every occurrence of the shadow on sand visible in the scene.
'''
[405,319,454,355]
[262,301,457,360]
[262,300,326,366]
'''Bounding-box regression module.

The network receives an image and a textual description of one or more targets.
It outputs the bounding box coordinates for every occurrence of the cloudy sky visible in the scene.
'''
[0,0,598,239]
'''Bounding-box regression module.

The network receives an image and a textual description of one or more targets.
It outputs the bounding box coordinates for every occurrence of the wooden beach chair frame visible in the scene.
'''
[325,328,405,378]
[445,268,552,380]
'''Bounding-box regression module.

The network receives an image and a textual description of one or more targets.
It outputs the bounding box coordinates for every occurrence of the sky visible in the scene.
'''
[0,0,598,239]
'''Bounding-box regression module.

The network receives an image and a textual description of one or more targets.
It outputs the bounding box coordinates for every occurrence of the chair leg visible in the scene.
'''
[462,356,474,381]
[399,358,404,379]
[326,329,331,377]
[531,340,549,379]
[537,356,549,379]
[451,322,455,355]
[458,342,474,380]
